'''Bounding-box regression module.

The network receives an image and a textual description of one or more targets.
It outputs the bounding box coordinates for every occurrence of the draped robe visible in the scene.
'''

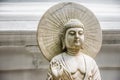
[47,53,101,80]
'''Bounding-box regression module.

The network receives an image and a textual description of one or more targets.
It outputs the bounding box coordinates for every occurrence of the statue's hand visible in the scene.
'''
[50,59,63,78]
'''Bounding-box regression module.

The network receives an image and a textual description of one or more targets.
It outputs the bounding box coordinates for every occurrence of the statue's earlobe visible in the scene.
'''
[62,41,65,50]
[81,46,83,49]
[61,35,65,50]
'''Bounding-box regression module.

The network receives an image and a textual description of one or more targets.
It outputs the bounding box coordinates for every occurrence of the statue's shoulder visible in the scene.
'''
[50,53,64,62]
[82,53,96,64]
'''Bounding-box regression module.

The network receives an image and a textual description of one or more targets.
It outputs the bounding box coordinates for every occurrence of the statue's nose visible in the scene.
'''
[75,33,79,38]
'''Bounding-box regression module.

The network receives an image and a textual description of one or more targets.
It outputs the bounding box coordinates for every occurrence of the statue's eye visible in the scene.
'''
[69,31,75,35]
[78,31,84,35]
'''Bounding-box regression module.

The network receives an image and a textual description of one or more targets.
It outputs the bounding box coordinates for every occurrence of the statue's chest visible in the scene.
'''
[63,55,86,74]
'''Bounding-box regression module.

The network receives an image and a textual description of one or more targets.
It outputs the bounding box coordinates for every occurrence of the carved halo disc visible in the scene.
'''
[37,2,102,61]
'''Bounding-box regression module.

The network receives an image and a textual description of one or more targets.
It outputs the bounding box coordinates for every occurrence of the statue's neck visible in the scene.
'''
[67,48,81,56]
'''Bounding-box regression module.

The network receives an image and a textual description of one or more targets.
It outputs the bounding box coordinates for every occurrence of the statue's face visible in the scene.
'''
[65,28,84,50]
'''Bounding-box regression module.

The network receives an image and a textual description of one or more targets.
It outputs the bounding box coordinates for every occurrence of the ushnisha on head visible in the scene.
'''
[63,19,84,34]
[61,19,85,54]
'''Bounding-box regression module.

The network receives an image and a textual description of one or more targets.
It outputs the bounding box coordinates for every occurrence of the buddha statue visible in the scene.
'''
[37,2,102,80]
[47,19,101,80]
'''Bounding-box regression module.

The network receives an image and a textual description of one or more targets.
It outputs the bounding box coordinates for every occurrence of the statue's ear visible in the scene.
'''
[81,46,83,49]
[61,35,65,50]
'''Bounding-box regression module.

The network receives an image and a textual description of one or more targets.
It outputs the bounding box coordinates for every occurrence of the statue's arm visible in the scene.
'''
[47,63,60,80]
[91,60,101,80]
[46,58,73,80]
[46,59,63,80]
[47,69,53,80]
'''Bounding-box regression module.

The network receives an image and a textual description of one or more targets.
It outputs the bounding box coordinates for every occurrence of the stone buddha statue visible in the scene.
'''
[37,2,102,80]
[47,19,101,80]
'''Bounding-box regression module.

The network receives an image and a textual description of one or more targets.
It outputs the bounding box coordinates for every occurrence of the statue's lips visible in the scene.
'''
[74,39,80,43]
[74,39,81,46]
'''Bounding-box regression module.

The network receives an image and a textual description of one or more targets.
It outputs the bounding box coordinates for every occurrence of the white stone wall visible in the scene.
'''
[0,2,120,80]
